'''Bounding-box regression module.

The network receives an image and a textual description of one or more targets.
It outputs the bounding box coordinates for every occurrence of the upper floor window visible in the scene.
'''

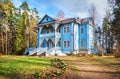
[64,40,70,48]
[81,27,84,34]
[64,26,69,33]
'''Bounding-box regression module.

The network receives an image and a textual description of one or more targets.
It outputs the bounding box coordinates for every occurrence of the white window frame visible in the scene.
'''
[64,40,70,48]
[64,26,70,34]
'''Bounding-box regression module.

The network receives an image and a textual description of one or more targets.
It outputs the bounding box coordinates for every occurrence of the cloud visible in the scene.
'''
[12,0,108,25]
[51,0,108,25]
[51,0,89,17]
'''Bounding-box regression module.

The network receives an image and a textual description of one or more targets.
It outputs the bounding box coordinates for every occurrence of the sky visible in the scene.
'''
[11,0,109,26]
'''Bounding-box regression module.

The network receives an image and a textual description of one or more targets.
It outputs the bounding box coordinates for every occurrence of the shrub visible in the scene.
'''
[34,71,39,78]
[51,58,67,77]
[51,58,67,70]
[53,70,62,76]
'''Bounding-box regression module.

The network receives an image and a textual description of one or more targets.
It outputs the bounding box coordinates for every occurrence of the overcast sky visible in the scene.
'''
[12,0,109,26]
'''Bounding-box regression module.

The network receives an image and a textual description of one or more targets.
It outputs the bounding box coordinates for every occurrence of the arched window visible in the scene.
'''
[81,27,83,34]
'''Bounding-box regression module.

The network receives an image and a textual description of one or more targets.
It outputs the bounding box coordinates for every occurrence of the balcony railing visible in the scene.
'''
[40,33,54,38]
[40,32,61,38]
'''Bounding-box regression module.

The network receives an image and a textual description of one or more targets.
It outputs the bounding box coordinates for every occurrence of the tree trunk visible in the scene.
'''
[5,18,8,55]
[1,32,4,54]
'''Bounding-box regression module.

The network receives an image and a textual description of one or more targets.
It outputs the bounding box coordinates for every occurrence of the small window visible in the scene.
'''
[64,27,66,33]
[81,27,83,34]
[46,17,48,21]
[64,40,70,48]
[81,40,84,47]
[67,27,69,33]
[64,41,66,47]
[66,41,70,47]
[64,26,69,33]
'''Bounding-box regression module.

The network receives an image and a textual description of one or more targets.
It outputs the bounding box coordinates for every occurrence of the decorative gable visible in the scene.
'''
[38,14,55,24]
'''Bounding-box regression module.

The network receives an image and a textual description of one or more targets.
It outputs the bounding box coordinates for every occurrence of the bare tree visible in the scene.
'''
[89,3,97,23]
[56,10,64,21]
[89,3,99,51]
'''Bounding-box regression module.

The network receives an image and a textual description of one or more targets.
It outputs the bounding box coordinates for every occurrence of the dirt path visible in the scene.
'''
[70,61,120,79]
[48,56,120,79]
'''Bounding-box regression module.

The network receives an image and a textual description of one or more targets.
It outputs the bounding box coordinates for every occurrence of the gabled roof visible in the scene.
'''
[38,14,56,24]
[38,14,94,27]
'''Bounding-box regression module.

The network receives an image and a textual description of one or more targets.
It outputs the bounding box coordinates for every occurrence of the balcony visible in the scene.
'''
[40,33,55,38]
[40,32,61,38]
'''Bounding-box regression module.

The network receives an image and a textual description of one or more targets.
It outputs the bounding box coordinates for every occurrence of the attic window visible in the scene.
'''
[46,17,48,21]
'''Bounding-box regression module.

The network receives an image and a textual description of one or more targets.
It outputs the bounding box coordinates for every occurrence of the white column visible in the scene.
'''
[54,23,59,55]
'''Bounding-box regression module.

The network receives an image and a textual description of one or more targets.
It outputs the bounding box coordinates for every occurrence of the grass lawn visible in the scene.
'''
[0,56,51,79]
[0,55,120,79]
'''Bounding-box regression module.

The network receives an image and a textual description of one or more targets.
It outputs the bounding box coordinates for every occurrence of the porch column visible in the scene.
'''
[54,23,59,55]
[38,27,41,48]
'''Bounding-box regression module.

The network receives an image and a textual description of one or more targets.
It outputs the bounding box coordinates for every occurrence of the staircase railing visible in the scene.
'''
[29,49,37,55]
[46,47,55,56]
[37,48,47,55]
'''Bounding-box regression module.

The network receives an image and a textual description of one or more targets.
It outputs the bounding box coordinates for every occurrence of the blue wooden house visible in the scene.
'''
[35,14,95,56]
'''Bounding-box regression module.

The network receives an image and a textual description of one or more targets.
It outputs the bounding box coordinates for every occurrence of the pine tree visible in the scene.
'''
[0,0,13,55]
[112,0,120,44]
[111,0,120,57]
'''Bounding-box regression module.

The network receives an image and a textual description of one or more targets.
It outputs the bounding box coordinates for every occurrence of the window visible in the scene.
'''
[81,40,84,47]
[64,40,70,48]
[64,27,66,33]
[67,27,69,33]
[64,26,69,33]
[81,27,83,34]
[46,17,48,21]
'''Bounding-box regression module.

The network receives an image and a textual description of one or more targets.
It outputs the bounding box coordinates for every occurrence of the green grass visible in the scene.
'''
[0,56,51,79]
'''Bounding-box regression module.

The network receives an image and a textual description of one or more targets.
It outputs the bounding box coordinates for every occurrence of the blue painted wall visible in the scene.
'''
[60,23,73,53]
[78,23,88,49]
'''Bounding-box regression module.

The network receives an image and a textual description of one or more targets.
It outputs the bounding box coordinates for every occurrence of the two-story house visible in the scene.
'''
[35,14,95,56]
